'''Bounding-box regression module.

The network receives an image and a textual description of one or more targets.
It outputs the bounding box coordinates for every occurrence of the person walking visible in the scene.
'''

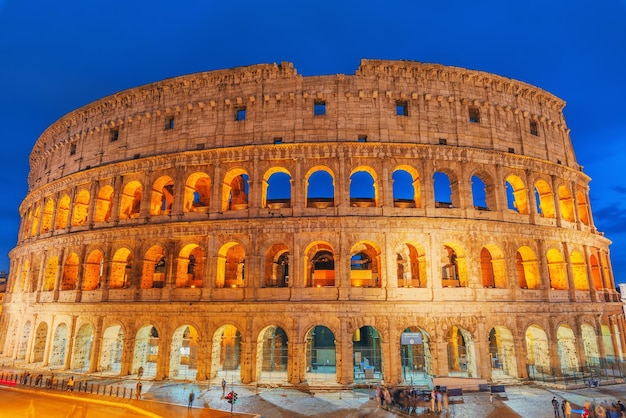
[188,390,195,409]
[436,390,443,413]
[563,400,571,418]
[67,376,75,392]
[430,389,436,413]
[552,396,560,417]
[135,381,142,400]
[222,378,227,397]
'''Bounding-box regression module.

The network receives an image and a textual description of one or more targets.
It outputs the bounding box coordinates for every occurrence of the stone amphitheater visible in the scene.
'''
[1,59,623,386]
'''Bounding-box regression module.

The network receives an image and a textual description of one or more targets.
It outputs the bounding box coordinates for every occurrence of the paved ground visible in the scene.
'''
[2,367,626,417]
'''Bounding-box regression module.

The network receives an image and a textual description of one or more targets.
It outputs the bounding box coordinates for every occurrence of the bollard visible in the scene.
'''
[123,387,126,398]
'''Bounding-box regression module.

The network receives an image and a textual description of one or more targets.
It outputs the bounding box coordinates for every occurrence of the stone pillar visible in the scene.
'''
[338,317,351,385]
[562,242,575,300]
[109,176,124,223]
[386,324,400,384]
[120,333,135,376]
[42,315,56,367]
[64,316,77,370]
[551,175,563,228]
[240,339,252,384]
[155,331,169,380]
[434,338,449,377]
[474,322,491,380]
[88,318,104,373]
[381,166,393,208]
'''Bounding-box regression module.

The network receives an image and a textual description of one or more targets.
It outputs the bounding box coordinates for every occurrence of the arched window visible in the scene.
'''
[306,168,334,208]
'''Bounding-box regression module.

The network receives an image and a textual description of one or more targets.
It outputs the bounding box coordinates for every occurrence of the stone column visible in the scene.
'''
[63,316,77,370]
[474,322,491,380]
[240,339,252,384]
[42,315,56,367]
[88,318,104,373]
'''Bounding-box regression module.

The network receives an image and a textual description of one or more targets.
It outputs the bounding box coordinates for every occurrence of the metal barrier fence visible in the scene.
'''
[526,358,626,388]
[0,372,136,400]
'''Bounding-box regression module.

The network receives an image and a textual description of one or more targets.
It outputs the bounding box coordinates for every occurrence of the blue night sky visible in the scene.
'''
[0,1,625,284]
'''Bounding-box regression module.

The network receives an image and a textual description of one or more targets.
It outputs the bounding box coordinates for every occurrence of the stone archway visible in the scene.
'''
[71,324,94,372]
[352,326,382,383]
[211,325,242,382]
[400,326,432,384]
[488,326,518,378]
[169,325,199,380]
[447,325,476,378]
[256,326,289,384]
[49,323,69,367]
[132,325,159,378]
[99,324,124,374]
[305,325,337,384]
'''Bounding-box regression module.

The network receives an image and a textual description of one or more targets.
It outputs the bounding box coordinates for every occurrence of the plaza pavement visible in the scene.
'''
[3,367,626,417]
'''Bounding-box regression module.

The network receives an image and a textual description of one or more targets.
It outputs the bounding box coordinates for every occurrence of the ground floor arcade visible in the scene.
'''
[1,304,624,385]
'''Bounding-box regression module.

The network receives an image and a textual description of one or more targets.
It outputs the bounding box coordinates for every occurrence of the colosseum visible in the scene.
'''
[0,59,623,387]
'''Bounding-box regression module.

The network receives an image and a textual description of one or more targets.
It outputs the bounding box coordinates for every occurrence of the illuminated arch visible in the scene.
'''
[110,247,133,289]
[150,175,174,216]
[263,243,289,288]
[350,241,381,287]
[255,325,289,384]
[517,246,540,289]
[505,174,529,214]
[56,194,71,229]
[263,167,292,209]
[547,248,567,290]
[94,185,114,223]
[216,242,246,288]
[222,168,249,211]
[72,189,90,226]
[305,166,335,208]
[43,256,59,291]
[61,252,79,290]
[304,241,336,287]
[184,172,211,213]
[83,249,104,291]
[534,179,555,218]
[441,243,467,287]
[349,166,378,208]
[392,165,421,208]
[395,242,427,288]
[175,244,205,288]
[41,198,54,233]
[576,190,590,225]
[525,324,549,372]
[30,204,41,236]
[480,244,506,288]
[141,245,167,289]
[119,180,142,219]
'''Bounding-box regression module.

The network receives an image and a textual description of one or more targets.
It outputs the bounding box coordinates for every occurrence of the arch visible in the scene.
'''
[392,165,421,208]
[305,325,337,384]
[570,251,589,290]
[581,323,600,366]
[41,198,54,233]
[17,259,30,293]
[263,168,292,209]
[590,254,603,290]
[534,179,555,218]
[71,323,94,372]
[505,174,529,214]
[17,321,32,360]
[110,247,133,289]
[471,172,496,210]
[83,249,104,291]
[400,326,433,382]
[55,194,71,229]
[72,189,90,226]
[441,243,467,287]
[350,241,381,287]
[61,252,79,291]
[546,248,567,290]
[184,172,211,213]
[119,180,142,219]
[43,256,59,291]
[150,175,174,216]
[222,169,249,211]
[352,325,383,383]
[480,244,506,288]
[433,171,454,208]
[216,242,245,288]
[100,324,124,374]
[32,322,48,363]
[132,325,159,378]
[526,324,549,375]
[141,245,167,289]
[30,205,41,236]
[576,190,591,226]
[176,244,205,288]
[601,324,616,360]
[169,325,200,380]
[94,185,114,223]
[349,166,378,208]
[304,242,335,287]
[305,166,335,208]
[557,325,579,372]
[488,326,518,378]
[517,246,540,289]
[49,323,69,366]
[255,325,289,384]
[447,325,476,378]
[395,242,427,288]
[263,243,289,288]
[558,185,575,222]
[211,325,242,381]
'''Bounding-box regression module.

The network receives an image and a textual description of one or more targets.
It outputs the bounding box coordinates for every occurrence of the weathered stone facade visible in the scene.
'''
[1,60,623,385]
